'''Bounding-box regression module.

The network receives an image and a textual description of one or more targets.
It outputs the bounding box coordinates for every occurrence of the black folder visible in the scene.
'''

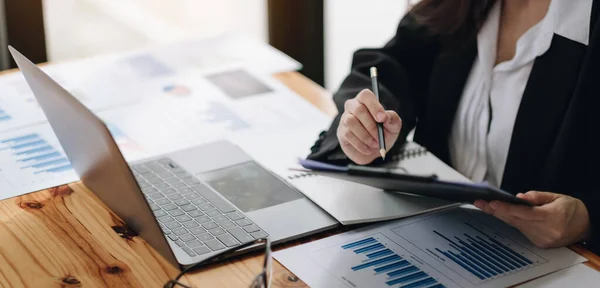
[299,159,531,206]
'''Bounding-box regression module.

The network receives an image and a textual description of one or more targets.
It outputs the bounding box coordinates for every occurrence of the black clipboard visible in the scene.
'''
[299,159,531,206]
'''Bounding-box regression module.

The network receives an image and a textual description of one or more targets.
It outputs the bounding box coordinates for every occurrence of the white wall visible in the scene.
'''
[43,0,153,61]
[79,0,267,43]
[325,0,410,91]
[43,0,267,62]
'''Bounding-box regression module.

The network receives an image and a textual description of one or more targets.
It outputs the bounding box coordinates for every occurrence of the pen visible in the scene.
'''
[370,67,386,160]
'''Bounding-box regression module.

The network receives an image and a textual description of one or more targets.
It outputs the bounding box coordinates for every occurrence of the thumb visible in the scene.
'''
[383,111,401,151]
[383,111,402,134]
[518,191,560,206]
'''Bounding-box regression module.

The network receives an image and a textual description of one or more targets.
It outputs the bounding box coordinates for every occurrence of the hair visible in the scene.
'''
[410,0,496,44]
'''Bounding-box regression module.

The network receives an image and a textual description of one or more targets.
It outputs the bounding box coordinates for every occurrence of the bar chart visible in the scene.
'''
[2,133,72,175]
[0,125,78,200]
[310,233,445,288]
[0,106,11,122]
[391,210,547,285]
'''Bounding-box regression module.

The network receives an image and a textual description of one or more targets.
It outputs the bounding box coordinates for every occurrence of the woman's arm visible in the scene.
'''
[307,14,441,164]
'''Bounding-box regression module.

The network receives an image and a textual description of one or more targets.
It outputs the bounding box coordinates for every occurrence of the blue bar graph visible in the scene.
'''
[1,133,73,175]
[35,164,73,174]
[340,237,444,287]
[15,145,54,155]
[0,107,11,122]
[432,222,535,281]
[351,255,401,271]
[24,158,69,169]
[388,266,418,277]
[18,152,62,163]
[366,249,394,259]
[342,237,376,249]
[1,134,39,143]
[375,260,410,274]
[401,277,437,288]
[386,271,427,286]
[354,243,385,254]
[10,139,47,150]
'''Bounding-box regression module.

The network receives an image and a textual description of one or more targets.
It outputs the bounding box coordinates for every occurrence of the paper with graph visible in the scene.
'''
[274,207,586,288]
[0,124,78,198]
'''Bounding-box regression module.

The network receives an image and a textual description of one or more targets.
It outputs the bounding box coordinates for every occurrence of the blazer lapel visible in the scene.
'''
[415,42,477,164]
[501,35,588,193]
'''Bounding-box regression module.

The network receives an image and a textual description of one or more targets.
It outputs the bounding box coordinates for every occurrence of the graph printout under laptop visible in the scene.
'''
[284,142,461,225]
[274,206,586,288]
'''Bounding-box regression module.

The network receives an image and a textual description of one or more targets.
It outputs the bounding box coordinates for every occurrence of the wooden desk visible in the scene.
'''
[0,71,597,287]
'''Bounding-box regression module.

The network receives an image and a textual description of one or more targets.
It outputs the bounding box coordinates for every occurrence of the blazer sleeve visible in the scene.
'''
[307,14,441,165]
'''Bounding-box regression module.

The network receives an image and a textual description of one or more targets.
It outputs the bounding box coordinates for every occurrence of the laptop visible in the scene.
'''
[9,46,338,267]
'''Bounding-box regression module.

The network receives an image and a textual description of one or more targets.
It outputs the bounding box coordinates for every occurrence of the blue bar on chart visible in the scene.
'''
[431,222,534,281]
[1,133,73,175]
[341,237,444,288]
[0,107,11,122]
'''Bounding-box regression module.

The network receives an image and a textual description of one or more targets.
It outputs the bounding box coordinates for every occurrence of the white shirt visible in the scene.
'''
[449,0,592,187]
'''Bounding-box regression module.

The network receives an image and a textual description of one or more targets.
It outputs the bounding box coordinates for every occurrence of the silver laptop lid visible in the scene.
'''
[9,46,179,266]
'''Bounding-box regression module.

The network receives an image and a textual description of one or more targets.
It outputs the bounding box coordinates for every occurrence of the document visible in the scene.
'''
[274,207,586,288]
[96,67,330,161]
[0,73,54,132]
[517,264,600,287]
[0,124,78,200]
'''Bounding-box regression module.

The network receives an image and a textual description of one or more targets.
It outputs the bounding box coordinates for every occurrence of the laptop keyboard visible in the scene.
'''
[132,158,268,258]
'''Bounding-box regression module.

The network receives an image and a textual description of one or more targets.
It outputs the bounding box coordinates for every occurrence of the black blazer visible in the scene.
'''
[308,3,600,253]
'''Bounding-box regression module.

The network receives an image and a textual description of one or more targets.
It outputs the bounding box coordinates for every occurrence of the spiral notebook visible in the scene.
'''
[284,142,466,225]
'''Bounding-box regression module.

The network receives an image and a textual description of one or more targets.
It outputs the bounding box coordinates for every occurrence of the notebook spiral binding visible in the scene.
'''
[288,172,318,180]
[390,146,428,161]
[288,146,429,180]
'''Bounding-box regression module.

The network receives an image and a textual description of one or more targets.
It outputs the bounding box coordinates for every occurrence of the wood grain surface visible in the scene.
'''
[0,71,597,288]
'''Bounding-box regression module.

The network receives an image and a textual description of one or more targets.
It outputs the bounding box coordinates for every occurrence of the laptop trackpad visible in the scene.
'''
[196,161,302,212]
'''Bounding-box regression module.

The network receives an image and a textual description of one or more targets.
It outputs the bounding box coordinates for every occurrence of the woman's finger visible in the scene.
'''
[341,113,378,149]
[339,124,376,155]
[383,110,402,134]
[344,100,379,145]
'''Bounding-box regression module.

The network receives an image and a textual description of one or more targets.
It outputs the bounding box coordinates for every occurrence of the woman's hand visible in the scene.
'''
[337,89,402,165]
[474,191,591,248]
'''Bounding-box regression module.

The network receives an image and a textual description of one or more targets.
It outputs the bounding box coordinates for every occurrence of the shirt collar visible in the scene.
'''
[553,0,592,46]
[477,0,592,72]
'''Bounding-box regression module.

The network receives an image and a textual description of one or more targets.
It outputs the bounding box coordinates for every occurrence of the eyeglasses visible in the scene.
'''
[164,238,272,288]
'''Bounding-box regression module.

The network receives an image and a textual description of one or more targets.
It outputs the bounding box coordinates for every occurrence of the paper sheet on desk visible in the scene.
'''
[0,124,78,200]
[148,33,302,75]
[96,67,330,161]
[274,207,587,288]
[517,264,600,287]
